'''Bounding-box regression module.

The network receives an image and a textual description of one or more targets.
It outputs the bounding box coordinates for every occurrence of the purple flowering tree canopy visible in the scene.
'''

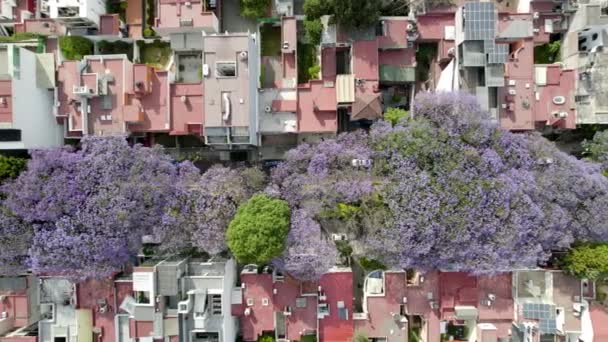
[157,165,265,255]
[275,209,338,280]
[1,137,180,279]
[365,92,608,272]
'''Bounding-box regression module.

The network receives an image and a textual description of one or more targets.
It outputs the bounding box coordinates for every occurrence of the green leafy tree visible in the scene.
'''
[303,0,331,19]
[240,0,270,19]
[583,130,608,162]
[59,36,93,60]
[332,0,380,29]
[304,18,323,45]
[562,243,608,280]
[384,107,409,126]
[303,0,379,29]
[227,194,290,264]
[534,41,561,64]
[0,155,27,184]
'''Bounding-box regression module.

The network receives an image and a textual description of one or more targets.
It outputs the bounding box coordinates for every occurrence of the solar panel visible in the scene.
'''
[488,43,509,64]
[464,2,496,41]
[522,303,557,334]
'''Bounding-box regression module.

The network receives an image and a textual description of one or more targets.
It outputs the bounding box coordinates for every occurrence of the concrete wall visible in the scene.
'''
[11,48,63,149]
[221,259,237,342]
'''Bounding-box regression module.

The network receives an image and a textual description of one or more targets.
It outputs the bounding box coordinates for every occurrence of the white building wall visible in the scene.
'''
[10,48,63,150]
[221,259,237,342]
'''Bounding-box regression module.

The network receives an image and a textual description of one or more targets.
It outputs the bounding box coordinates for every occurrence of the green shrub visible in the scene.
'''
[308,65,321,79]
[359,257,386,270]
[257,334,275,342]
[384,107,409,126]
[0,155,27,184]
[561,243,608,280]
[240,0,270,19]
[534,41,561,64]
[143,27,156,38]
[299,336,316,342]
[97,40,133,60]
[304,18,323,45]
[298,43,317,84]
[59,36,93,60]
[336,240,353,258]
[227,194,290,264]
[352,330,370,342]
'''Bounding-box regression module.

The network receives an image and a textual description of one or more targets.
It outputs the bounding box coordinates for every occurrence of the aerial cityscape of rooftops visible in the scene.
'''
[2,0,608,341]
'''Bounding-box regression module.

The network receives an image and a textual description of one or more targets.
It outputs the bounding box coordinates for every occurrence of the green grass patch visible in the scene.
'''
[97,40,133,60]
[59,36,93,60]
[138,40,171,68]
[260,24,281,56]
[0,32,44,43]
[297,43,318,84]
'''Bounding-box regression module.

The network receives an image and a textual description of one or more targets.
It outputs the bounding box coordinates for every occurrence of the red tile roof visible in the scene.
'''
[590,305,608,341]
[318,271,354,342]
[239,273,317,341]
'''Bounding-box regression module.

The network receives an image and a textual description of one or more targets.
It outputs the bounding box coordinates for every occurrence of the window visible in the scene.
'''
[0,129,21,142]
[134,291,150,304]
[216,62,236,77]
[210,294,222,315]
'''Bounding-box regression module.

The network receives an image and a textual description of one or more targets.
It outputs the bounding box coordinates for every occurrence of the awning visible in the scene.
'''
[351,93,382,121]
[455,305,478,320]
[76,309,93,342]
[336,74,355,103]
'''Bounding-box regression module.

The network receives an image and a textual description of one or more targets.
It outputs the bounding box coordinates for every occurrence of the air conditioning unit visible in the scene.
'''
[72,85,88,95]
[180,18,193,27]
[265,105,272,113]
[508,79,516,86]
[406,23,415,32]
[533,12,540,19]
[0,312,7,320]
[240,51,248,61]
[202,64,210,77]
[488,293,496,301]
[178,298,192,314]
[508,88,516,95]
[558,111,568,118]
[244,307,251,316]
[533,28,540,33]
[99,306,107,314]
[332,233,347,241]
[185,1,192,7]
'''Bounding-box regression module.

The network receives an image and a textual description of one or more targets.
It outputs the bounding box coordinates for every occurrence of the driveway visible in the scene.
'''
[221,0,258,33]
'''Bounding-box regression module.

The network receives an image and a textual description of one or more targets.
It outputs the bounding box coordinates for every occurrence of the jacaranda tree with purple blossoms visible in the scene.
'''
[1,137,180,279]
[270,91,608,276]
[366,92,608,272]
[275,209,338,280]
[157,164,265,255]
